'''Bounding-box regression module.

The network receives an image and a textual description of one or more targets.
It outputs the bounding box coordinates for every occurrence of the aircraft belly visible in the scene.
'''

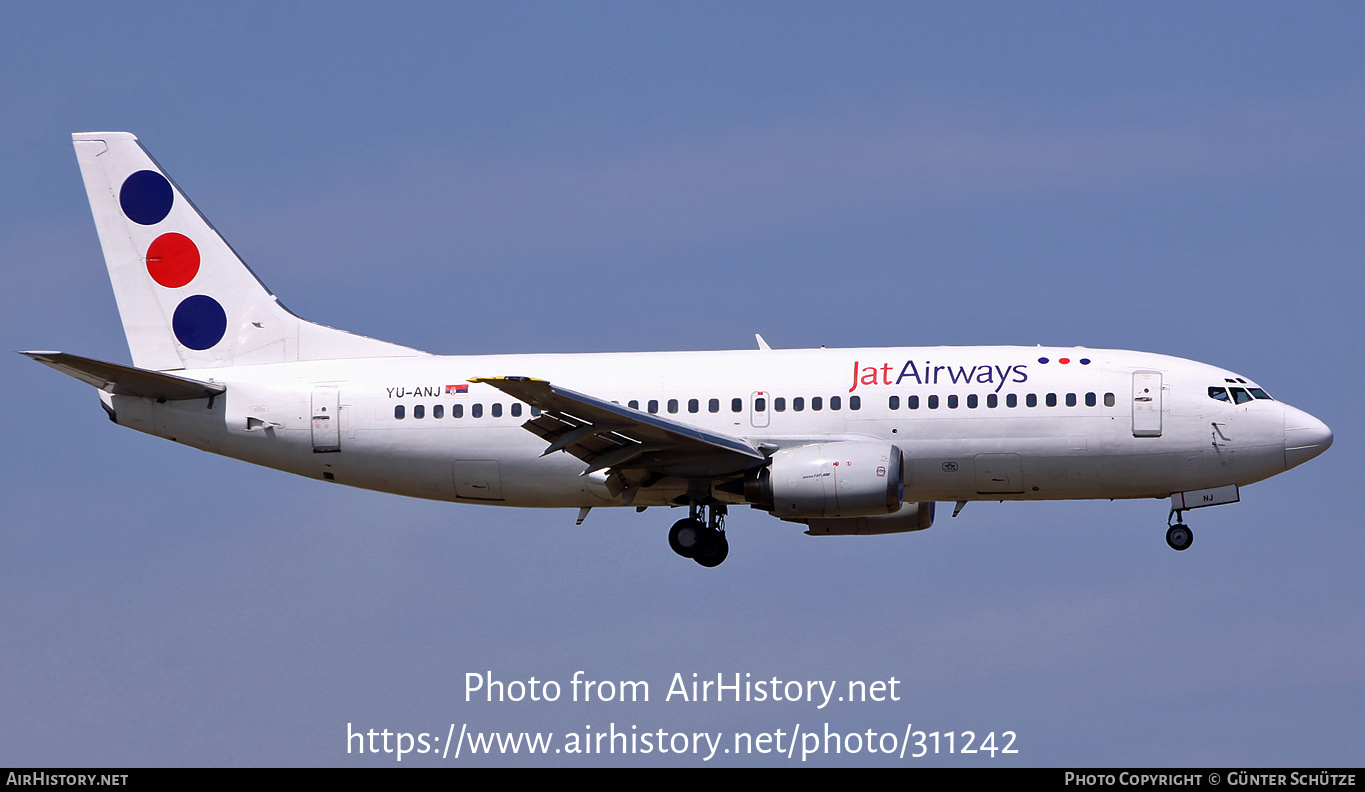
[901,438,1239,501]
[338,427,613,508]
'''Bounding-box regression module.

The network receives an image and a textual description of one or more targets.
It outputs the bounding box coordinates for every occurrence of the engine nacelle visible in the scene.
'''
[747,441,904,519]
[800,501,937,536]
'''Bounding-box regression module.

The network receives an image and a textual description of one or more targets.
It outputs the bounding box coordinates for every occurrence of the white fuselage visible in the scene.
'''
[103,344,1318,511]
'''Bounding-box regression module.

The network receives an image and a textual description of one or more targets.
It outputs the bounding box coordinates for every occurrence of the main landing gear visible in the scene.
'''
[668,502,729,568]
[1165,509,1193,552]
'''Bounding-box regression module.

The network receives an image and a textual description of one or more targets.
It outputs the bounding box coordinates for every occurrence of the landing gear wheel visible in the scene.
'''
[1166,523,1193,551]
[669,518,707,558]
[694,531,729,568]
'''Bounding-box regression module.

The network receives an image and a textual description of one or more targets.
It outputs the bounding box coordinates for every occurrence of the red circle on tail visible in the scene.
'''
[146,233,200,288]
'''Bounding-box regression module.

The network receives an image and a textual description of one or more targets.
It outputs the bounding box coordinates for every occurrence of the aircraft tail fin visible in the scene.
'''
[71,132,426,370]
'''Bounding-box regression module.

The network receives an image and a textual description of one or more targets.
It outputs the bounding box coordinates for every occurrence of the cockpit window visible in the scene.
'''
[1214,383,1273,402]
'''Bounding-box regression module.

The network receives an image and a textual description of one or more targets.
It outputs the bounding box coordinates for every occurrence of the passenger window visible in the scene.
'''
[1208,387,1230,403]
[708,398,720,413]
[628,400,639,410]
[731,398,743,413]
[1046,393,1057,407]
[688,398,699,414]
[453,404,463,418]
[511,403,522,417]
[849,395,860,411]
[967,394,978,409]
[1230,388,1252,405]
[987,393,998,408]
[394,405,405,420]
[1026,394,1038,408]
[472,403,483,418]
[793,397,805,412]
[1104,393,1115,407]
[754,397,766,412]
[811,397,823,411]
[1085,392,1096,407]
[774,397,786,412]
[1006,393,1017,408]
[492,403,503,418]
[947,394,959,409]
[648,400,659,414]
[1066,393,1077,407]
[414,404,425,419]
[830,396,841,411]
[908,395,919,410]
[928,395,939,409]
[668,399,679,414]
[434,404,444,419]
[889,395,900,410]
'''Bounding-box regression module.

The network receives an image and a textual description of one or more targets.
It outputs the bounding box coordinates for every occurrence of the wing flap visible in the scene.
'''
[470,376,765,477]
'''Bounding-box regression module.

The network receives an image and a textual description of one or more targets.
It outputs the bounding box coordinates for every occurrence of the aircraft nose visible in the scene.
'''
[1284,404,1333,470]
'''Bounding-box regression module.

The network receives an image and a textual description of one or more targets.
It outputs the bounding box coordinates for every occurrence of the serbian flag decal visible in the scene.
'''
[446,384,468,395]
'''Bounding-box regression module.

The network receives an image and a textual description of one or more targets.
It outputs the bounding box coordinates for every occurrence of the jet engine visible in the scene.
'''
[743,440,904,519]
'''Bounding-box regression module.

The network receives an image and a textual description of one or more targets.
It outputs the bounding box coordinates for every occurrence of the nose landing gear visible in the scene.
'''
[668,502,729,567]
[1166,509,1193,551]
[1165,523,1193,551]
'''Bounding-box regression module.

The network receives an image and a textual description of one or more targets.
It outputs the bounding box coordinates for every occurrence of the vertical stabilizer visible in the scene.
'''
[72,132,426,370]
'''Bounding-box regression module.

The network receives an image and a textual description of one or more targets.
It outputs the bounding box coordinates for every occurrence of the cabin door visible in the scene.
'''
[1131,371,1163,438]
[311,386,341,453]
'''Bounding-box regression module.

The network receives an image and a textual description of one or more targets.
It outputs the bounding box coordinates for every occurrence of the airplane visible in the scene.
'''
[23,132,1334,568]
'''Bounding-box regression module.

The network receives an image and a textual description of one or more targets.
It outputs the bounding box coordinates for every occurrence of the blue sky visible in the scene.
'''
[2,2,1362,766]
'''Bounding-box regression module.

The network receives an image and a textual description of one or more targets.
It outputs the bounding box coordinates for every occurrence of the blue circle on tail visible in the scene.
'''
[172,295,227,350]
[119,170,174,225]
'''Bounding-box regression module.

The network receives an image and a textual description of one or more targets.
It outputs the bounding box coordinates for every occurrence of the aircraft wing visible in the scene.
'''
[22,351,226,401]
[469,376,767,479]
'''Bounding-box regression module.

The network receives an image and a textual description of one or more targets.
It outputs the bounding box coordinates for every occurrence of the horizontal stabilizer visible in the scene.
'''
[21,351,226,401]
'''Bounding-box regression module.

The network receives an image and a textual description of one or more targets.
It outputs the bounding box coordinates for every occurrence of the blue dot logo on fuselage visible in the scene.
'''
[172,295,227,350]
[119,170,174,225]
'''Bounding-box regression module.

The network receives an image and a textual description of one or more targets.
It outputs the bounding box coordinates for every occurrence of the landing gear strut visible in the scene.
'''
[668,502,729,567]
[1166,509,1193,551]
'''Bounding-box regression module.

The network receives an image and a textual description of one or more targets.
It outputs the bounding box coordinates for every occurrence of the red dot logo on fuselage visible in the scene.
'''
[1038,357,1092,365]
[119,171,226,350]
